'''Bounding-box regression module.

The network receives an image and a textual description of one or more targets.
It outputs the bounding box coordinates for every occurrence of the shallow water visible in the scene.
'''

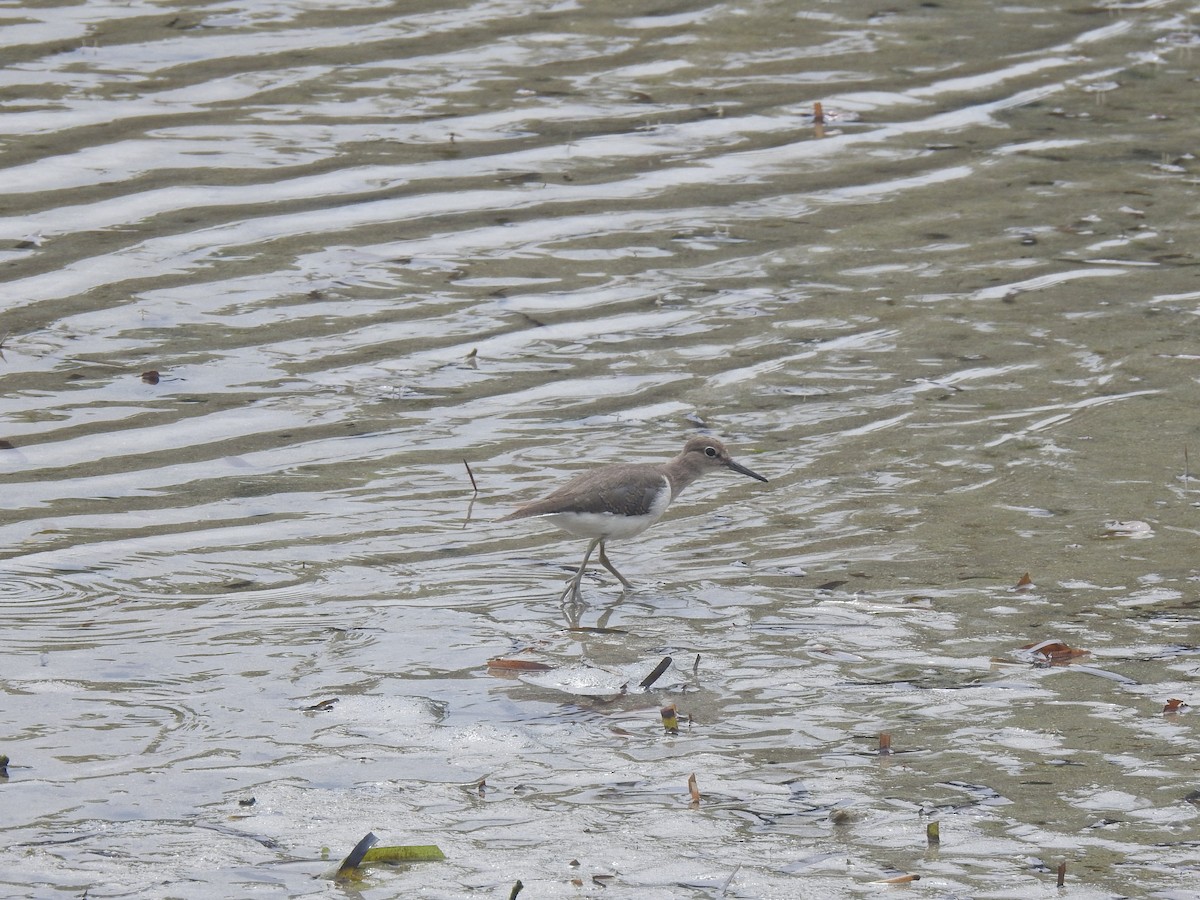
[2,0,1199,897]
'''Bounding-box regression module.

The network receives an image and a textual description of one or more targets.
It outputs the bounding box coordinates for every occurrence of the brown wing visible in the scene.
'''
[504,463,667,519]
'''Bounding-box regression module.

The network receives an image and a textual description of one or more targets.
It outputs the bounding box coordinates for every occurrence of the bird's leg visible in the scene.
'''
[597,540,634,591]
[559,537,601,603]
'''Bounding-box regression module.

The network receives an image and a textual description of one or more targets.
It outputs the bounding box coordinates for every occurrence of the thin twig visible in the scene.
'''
[718,863,741,897]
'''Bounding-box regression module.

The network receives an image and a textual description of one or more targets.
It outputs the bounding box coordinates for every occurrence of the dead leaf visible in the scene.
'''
[871,873,920,884]
[487,658,553,672]
[1021,639,1089,664]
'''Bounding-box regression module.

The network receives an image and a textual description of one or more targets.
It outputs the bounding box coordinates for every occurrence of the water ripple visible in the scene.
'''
[3,0,1199,896]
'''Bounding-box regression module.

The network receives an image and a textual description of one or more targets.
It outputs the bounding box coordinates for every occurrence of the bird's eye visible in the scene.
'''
[705,446,717,458]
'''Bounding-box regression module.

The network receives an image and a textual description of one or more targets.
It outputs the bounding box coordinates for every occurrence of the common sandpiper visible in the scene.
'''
[503,435,768,601]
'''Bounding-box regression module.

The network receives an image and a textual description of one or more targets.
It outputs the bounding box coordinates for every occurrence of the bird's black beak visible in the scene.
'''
[726,458,768,483]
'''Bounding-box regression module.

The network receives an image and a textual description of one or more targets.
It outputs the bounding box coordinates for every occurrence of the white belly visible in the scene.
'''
[542,510,655,540]
[541,479,673,540]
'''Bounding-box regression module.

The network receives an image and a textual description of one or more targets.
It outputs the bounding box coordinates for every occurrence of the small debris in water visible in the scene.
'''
[660,703,679,733]
[363,844,446,864]
[829,807,853,825]
[688,772,701,807]
[816,580,848,591]
[334,834,447,881]
[872,873,920,884]
[1101,520,1153,539]
[303,697,339,712]
[487,658,553,672]
[334,832,379,882]
[878,732,892,755]
[639,656,672,690]
[1020,639,1089,664]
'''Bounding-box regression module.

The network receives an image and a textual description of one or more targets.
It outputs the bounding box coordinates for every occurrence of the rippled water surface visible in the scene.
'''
[3,0,1199,897]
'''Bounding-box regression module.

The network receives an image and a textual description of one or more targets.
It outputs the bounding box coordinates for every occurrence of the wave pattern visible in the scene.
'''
[3,0,1199,896]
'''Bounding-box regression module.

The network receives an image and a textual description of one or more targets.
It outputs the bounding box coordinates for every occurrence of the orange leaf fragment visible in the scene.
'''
[486,658,553,672]
[872,873,920,884]
[812,102,826,138]
[687,772,700,806]
[1015,572,1034,590]
[1163,698,1189,714]
[1021,639,1089,663]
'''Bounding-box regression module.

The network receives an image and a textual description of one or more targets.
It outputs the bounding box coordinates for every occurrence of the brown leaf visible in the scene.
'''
[487,658,553,672]
[1015,571,1034,590]
[141,370,160,384]
[687,772,700,805]
[872,874,920,884]
[1163,698,1189,714]
[1021,639,1089,663]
